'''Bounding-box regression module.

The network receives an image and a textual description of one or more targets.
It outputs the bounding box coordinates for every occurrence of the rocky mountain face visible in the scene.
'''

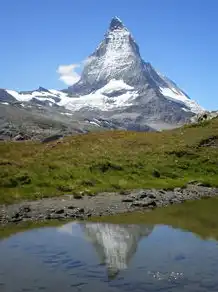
[0,17,204,140]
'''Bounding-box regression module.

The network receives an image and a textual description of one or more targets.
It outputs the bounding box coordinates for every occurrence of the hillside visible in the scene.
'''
[0,118,218,204]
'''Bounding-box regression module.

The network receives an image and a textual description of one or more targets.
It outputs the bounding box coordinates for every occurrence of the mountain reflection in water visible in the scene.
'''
[81,223,153,278]
[1,221,218,291]
[58,222,153,279]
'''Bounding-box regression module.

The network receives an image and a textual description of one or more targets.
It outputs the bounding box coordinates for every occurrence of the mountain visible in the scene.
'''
[0,17,204,140]
[67,16,203,129]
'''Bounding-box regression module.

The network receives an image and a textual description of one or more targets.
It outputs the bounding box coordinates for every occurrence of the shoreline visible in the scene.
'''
[1,184,218,226]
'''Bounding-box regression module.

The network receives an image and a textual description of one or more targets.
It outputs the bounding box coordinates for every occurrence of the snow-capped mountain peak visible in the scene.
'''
[0,17,205,140]
[109,16,125,30]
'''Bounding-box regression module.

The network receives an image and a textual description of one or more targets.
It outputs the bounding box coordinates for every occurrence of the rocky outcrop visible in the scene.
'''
[190,111,218,123]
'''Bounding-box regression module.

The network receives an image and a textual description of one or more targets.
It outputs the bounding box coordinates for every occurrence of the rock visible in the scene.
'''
[67,205,76,210]
[131,200,157,208]
[65,212,75,218]
[138,192,148,199]
[159,190,166,194]
[74,214,85,219]
[45,214,51,220]
[74,207,84,214]
[169,198,176,204]
[55,208,65,214]
[148,193,156,199]
[79,208,85,213]
[120,190,131,196]
[11,217,22,223]
[12,212,20,219]
[122,198,134,203]
[13,134,30,141]
[38,214,46,220]
[19,205,31,213]
[50,213,65,220]
[73,194,83,199]
[174,187,182,192]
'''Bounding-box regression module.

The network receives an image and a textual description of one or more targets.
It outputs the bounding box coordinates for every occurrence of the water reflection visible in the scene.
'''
[59,222,153,279]
[82,223,153,278]
[1,222,218,291]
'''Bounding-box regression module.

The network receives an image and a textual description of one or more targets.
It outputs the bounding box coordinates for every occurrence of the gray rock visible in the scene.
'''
[19,205,31,213]
[148,193,156,199]
[119,190,131,196]
[67,205,76,210]
[50,213,66,220]
[55,208,65,214]
[138,192,148,199]
[131,199,157,208]
[13,134,30,141]
[122,198,135,203]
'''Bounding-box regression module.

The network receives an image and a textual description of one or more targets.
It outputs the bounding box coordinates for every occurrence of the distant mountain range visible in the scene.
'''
[0,17,204,141]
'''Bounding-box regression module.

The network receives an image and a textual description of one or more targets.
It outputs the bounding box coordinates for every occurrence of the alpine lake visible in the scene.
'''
[1,196,218,292]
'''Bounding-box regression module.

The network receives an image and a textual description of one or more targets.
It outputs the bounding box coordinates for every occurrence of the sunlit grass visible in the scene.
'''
[0,118,218,204]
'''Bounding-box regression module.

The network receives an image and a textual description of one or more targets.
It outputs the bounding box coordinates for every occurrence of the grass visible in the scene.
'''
[90,196,218,241]
[0,117,218,204]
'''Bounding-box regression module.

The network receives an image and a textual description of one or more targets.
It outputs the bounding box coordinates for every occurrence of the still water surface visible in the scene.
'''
[0,222,218,291]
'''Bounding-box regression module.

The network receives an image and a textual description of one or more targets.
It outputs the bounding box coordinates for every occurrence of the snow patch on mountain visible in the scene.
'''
[5,80,138,112]
[59,80,138,111]
[6,89,57,102]
[98,79,134,94]
[159,87,204,114]
[6,90,33,102]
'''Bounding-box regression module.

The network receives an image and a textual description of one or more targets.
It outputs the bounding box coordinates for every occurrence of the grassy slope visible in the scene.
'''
[0,118,218,204]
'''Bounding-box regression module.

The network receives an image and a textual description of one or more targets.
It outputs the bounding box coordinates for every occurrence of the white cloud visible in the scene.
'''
[57,64,80,86]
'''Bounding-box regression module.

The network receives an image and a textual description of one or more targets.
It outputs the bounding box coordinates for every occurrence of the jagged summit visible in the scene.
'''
[109,16,125,30]
[66,16,203,125]
[68,16,145,95]
[37,86,50,93]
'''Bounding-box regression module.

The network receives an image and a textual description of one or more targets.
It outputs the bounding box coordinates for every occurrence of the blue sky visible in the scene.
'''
[0,0,217,110]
